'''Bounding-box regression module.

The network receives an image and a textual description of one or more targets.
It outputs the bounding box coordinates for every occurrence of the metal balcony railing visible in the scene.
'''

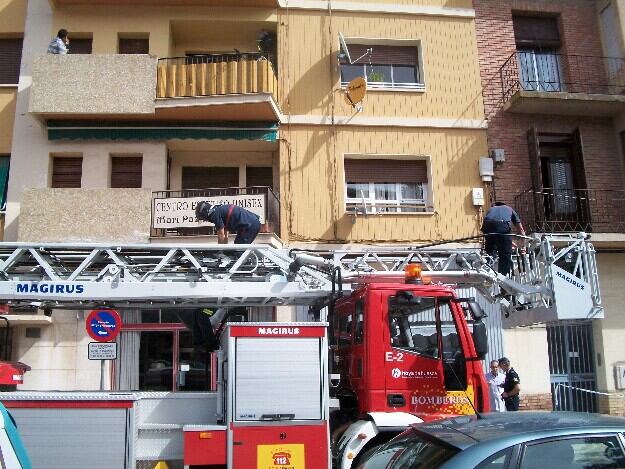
[156,53,278,99]
[513,188,625,233]
[151,186,280,238]
[499,52,625,103]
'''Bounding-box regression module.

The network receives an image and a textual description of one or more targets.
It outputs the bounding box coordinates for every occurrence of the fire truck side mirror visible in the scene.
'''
[472,321,488,360]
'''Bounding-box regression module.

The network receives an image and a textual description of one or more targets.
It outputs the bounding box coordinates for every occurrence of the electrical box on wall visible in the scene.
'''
[615,363,625,390]
[472,188,484,206]
[490,149,506,162]
[479,157,494,182]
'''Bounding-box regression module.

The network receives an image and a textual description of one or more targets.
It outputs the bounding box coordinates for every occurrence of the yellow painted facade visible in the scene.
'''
[0,89,17,154]
[33,2,488,245]
[0,0,26,34]
[280,126,485,242]
[277,10,484,120]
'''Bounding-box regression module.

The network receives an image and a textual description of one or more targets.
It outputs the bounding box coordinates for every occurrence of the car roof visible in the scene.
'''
[413,412,625,450]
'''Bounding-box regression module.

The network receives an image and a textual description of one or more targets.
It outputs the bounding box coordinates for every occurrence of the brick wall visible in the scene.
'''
[519,392,553,410]
[473,0,625,209]
[597,392,625,416]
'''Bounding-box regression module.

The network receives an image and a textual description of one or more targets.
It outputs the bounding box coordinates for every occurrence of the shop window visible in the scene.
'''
[344,158,429,213]
[118,36,149,54]
[340,40,423,90]
[0,38,23,84]
[111,155,142,188]
[51,156,82,188]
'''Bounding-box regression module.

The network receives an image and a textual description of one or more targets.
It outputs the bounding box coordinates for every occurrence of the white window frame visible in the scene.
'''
[345,181,428,214]
[339,37,425,92]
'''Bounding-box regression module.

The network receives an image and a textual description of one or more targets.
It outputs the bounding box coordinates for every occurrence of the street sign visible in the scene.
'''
[88,342,117,360]
[86,309,122,342]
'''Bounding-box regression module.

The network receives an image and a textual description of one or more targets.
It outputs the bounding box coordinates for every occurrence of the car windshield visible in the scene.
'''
[358,429,459,469]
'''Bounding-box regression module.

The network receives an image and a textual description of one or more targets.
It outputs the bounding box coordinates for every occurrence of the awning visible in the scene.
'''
[47,121,279,142]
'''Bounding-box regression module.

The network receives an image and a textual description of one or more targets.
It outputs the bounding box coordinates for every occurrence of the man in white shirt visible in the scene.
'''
[47,29,69,55]
[485,359,506,412]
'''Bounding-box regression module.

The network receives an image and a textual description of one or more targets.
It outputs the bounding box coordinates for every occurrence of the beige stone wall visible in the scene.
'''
[29,54,157,115]
[593,253,625,392]
[18,188,152,243]
[14,310,110,391]
[502,326,552,395]
[519,393,553,411]
[598,392,625,416]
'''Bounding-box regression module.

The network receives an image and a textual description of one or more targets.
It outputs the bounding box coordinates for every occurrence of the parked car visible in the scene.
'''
[0,401,31,469]
[356,411,625,469]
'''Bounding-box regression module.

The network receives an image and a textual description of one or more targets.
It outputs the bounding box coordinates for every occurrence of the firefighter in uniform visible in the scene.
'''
[498,357,521,411]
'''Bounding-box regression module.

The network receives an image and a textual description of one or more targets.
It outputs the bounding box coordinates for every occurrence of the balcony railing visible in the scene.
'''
[151,186,280,238]
[499,52,625,103]
[513,188,625,233]
[156,53,278,99]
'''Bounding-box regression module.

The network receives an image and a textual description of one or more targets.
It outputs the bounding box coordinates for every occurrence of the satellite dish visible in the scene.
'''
[339,32,352,64]
[345,76,367,110]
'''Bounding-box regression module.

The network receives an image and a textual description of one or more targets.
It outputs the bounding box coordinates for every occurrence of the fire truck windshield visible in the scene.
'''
[388,295,461,362]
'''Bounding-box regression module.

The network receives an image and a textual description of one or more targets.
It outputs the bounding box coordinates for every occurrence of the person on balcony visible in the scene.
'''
[47,29,69,55]
[195,201,261,244]
[481,201,525,276]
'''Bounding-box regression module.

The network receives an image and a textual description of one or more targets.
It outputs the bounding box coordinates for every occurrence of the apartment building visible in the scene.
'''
[474,0,625,415]
[1,0,491,392]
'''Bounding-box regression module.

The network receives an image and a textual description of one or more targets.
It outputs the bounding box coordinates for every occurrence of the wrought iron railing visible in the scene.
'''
[156,53,278,99]
[151,186,280,238]
[499,51,625,103]
[513,188,625,233]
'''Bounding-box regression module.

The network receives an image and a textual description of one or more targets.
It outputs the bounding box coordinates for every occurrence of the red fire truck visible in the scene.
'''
[0,237,602,469]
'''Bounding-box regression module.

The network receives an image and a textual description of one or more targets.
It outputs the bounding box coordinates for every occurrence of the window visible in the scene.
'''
[0,38,23,84]
[0,155,9,211]
[246,166,273,189]
[521,435,625,469]
[51,156,82,188]
[513,15,563,92]
[182,167,239,190]
[344,158,429,213]
[354,299,364,344]
[388,296,439,358]
[68,37,93,54]
[111,155,142,188]
[340,42,423,90]
[337,313,353,347]
[476,448,514,468]
[119,37,149,54]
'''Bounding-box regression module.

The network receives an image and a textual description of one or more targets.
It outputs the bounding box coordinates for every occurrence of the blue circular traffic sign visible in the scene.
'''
[86,309,122,342]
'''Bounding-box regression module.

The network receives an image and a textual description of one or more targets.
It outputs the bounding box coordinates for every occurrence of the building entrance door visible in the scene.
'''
[547,321,597,412]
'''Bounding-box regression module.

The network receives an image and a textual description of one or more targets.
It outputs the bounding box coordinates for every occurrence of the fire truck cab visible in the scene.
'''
[330,276,489,468]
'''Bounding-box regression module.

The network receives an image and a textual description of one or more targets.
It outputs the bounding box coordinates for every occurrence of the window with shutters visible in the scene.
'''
[0,155,9,211]
[111,155,142,188]
[340,40,423,91]
[68,37,93,54]
[246,166,273,189]
[344,158,429,213]
[118,36,149,54]
[51,156,82,188]
[0,38,23,84]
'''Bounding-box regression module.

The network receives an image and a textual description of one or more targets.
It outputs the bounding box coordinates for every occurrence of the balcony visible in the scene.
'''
[150,186,280,243]
[30,53,280,123]
[499,52,625,116]
[155,54,279,121]
[514,188,625,245]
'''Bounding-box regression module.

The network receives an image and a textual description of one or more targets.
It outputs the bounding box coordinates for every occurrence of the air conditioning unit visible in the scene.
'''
[615,363,625,390]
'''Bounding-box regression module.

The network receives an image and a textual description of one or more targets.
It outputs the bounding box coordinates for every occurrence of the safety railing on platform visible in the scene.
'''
[513,188,625,233]
[156,53,278,99]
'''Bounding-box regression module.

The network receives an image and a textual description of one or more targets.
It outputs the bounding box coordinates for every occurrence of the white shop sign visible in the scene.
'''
[152,195,265,229]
